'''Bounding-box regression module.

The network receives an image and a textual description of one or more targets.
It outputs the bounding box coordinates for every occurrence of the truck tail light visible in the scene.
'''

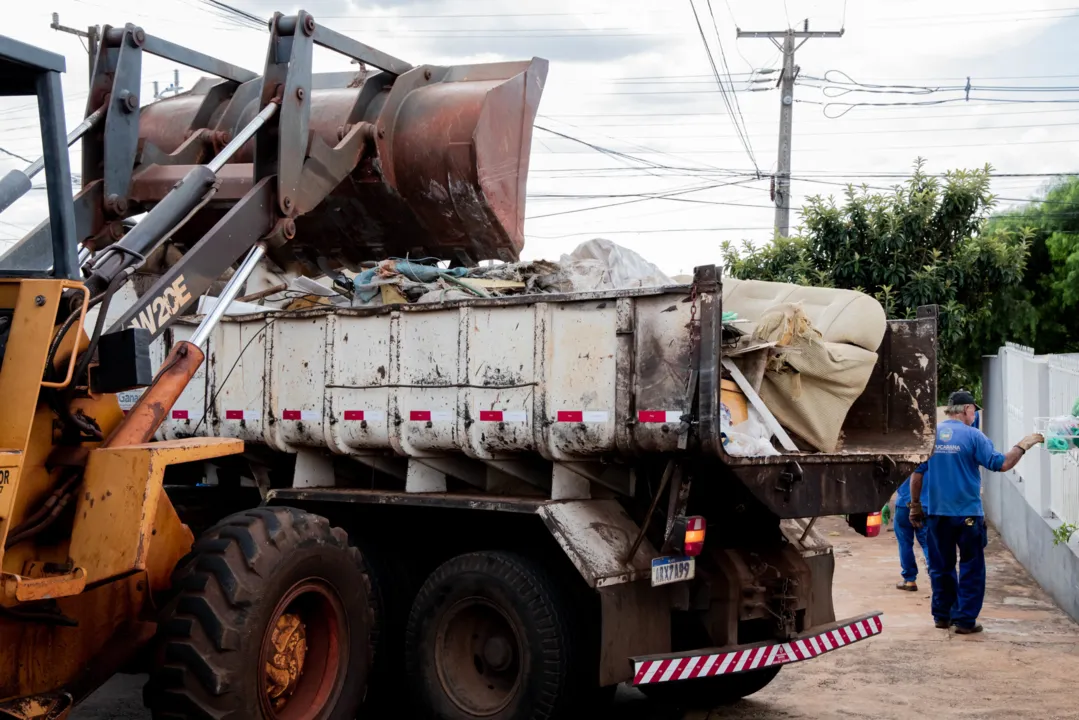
[683,516,706,556]
[865,511,882,538]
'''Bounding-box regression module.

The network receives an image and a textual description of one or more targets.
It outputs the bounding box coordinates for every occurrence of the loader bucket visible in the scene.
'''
[134,58,549,269]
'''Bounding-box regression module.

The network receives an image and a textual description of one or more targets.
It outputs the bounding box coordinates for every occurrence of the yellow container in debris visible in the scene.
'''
[720,379,749,427]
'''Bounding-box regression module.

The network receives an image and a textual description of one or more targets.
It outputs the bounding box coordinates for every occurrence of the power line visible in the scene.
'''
[526,178,771,220]
[688,0,759,173]
[528,226,776,239]
[537,134,1079,154]
[545,104,1079,122]
[0,146,33,164]
[536,119,1079,140]
[705,0,757,171]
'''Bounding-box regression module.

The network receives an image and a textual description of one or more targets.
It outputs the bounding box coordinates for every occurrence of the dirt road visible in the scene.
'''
[71,517,1079,719]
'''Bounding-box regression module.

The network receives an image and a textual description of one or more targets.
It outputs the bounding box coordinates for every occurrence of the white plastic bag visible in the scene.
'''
[558,238,672,291]
[722,407,780,457]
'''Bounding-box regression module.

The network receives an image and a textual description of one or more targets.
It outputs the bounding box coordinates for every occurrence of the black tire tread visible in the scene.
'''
[144,506,374,720]
[405,551,572,720]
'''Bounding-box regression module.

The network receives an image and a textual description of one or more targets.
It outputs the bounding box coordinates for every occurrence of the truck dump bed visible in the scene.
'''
[160,267,936,517]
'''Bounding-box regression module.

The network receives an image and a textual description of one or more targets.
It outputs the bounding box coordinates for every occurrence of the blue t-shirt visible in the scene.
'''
[896,475,930,512]
[914,419,1005,517]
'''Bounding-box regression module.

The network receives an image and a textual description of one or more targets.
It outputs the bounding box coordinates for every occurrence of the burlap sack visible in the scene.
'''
[752,302,879,452]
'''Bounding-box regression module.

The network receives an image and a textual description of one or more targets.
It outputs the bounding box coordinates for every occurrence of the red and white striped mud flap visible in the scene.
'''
[632,613,883,686]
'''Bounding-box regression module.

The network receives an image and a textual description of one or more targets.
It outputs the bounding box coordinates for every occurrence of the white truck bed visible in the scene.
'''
[162,285,697,461]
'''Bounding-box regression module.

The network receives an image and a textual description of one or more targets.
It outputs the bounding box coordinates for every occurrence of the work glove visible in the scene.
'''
[908,502,925,529]
[1016,433,1045,452]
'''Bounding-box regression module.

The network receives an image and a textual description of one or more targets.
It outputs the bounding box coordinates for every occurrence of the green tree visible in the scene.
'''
[988,176,1079,354]
[721,159,1034,394]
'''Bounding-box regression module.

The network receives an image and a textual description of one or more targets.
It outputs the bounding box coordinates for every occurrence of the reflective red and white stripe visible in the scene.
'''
[556,410,609,423]
[224,410,260,421]
[409,410,453,422]
[638,410,682,423]
[479,410,527,422]
[171,410,197,420]
[282,410,319,421]
[343,410,386,421]
[632,614,883,686]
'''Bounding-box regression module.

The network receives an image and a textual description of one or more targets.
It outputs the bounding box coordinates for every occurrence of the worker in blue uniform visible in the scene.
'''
[909,390,1043,634]
[894,474,931,591]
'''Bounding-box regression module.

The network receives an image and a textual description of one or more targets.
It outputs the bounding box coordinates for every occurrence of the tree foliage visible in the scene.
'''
[987,176,1079,355]
[721,160,1034,394]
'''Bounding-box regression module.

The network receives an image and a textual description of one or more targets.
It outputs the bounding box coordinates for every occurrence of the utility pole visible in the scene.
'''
[737,22,843,236]
[51,13,100,81]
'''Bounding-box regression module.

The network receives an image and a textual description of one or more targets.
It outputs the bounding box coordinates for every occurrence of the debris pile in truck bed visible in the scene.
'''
[264,238,676,309]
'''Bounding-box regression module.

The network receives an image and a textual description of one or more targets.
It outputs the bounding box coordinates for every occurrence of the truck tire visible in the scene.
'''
[144,506,375,720]
[405,551,575,720]
[638,666,781,707]
[355,539,421,710]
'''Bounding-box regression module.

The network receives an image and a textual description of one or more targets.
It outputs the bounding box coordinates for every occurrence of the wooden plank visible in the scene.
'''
[721,356,799,452]
[461,278,526,290]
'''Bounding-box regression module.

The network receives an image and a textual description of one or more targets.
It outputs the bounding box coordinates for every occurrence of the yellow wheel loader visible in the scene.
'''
[0,11,545,718]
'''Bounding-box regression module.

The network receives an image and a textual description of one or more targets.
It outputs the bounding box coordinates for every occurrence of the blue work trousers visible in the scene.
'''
[926,515,988,629]
[895,505,930,582]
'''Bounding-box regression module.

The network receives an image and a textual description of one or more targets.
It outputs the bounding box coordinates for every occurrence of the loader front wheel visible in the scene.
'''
[144,506,374,720]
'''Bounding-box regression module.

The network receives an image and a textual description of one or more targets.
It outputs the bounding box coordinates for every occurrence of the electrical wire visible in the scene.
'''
[706,0,758,171]
[528,226,776,239]
[551,118,1079,140]
[526,178,769,220]
[196,0,265,30]
[544,104,1079,121]
[0,146,34,164]
[804,96,1079,118]
[191,317,275,436]
[688,0,759,173]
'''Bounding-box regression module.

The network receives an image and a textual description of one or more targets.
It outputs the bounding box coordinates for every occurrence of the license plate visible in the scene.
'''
[650,556,696,586]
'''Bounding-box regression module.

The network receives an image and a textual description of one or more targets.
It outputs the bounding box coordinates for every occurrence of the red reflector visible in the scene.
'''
[866,512,882,537]
[684,515,706,556]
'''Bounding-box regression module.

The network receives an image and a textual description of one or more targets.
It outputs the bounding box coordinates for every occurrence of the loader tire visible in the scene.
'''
[405,551,577,720]
[638,665,781,707]
[144,506,375,720]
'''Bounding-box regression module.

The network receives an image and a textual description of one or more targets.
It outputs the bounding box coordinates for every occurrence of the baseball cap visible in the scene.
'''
[949,390,981,410]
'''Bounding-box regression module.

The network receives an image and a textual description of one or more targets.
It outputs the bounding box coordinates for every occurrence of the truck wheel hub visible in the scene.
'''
[435,598,522,715]
[482,636,513,671]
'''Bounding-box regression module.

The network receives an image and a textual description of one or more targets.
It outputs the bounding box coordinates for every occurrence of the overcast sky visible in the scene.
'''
[3,0,1078,275]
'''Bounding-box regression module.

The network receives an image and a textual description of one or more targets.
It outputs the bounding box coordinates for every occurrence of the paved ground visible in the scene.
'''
[71,517,1079,719]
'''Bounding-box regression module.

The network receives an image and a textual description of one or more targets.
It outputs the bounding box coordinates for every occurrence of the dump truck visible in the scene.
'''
[0,10,937,720]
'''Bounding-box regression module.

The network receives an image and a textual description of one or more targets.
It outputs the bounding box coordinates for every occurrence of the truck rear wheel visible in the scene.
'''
[638,666,781,707]
[144,506,374,720]
[405,551,574,720]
